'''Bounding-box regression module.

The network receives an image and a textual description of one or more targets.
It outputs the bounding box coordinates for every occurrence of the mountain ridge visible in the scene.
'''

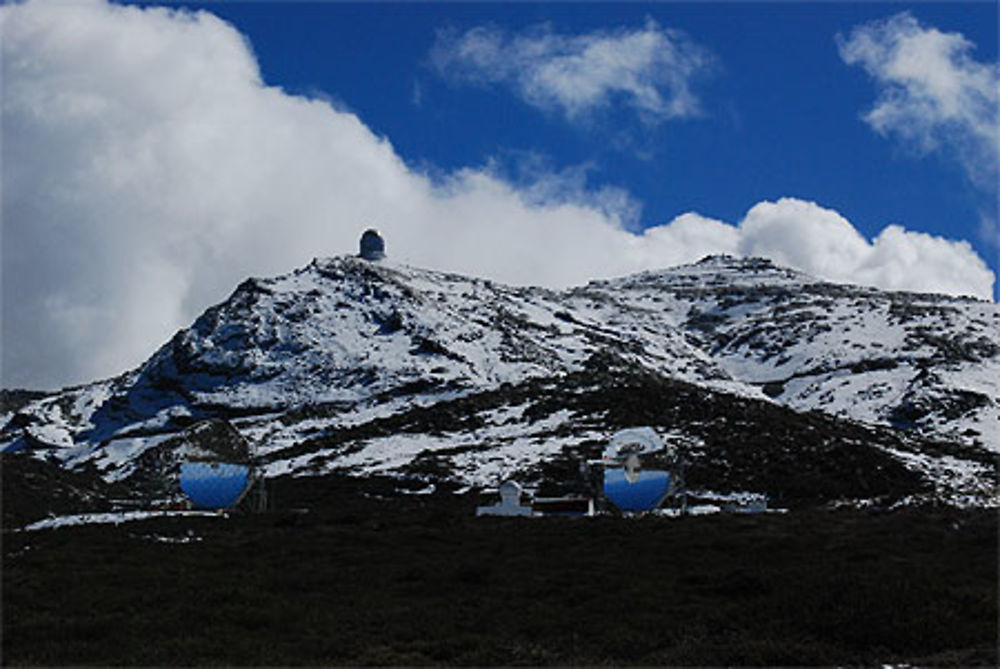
[3,253,997,508]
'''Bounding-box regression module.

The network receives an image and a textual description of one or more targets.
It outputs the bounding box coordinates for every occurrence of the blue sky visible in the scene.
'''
[2,0,998,389]
[193,1,998,262]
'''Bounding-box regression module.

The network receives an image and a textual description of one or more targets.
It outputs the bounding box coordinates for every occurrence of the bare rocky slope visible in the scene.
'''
[2,254,997,510]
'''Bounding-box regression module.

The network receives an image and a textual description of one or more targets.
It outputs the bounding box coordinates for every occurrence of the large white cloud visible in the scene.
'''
[837,12,999,191]
[632,199,993,299]
[1,1,993,390]
[429,19,714,124]
[737,199,993,298]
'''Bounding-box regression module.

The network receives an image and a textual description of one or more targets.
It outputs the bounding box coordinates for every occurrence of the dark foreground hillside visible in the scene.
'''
[3,475,997,666]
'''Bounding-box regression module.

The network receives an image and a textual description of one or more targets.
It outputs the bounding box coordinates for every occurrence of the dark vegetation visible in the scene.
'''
[262,353,963,510]
[0,390,50,417]
[3,474,997,666]
[1,455,122,528]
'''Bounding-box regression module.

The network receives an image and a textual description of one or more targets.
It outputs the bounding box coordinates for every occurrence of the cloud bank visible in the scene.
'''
[838,12,999,191]
[429,19,714,124]
[1,1,993,390]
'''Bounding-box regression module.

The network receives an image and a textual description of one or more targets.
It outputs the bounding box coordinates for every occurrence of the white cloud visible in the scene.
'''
[429,19,714,124]
[737,199,994,298]
[837,12,999,191]
[1,1,993,390]
[631,199,993,299]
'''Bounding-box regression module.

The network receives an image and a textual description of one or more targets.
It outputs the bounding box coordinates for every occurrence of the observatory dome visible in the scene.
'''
[499,480,523,501]
[359,228,386,261]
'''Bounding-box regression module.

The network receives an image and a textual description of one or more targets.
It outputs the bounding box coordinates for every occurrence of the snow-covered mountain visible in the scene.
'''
[3,254,997,507]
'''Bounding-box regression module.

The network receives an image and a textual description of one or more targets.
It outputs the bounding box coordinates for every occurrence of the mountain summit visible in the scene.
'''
[3,254,997,508]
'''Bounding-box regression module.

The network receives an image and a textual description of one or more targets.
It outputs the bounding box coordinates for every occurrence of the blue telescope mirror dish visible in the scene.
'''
[180,461,251,510]
[604,468,671,512]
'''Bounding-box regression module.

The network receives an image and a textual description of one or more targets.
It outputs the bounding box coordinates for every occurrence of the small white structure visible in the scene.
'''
[476,480,533,517]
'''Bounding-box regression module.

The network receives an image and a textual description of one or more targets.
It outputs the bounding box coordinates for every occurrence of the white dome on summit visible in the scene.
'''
[359,228,386,261]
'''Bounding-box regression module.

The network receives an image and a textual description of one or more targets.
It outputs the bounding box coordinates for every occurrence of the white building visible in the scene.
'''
[476,480,533,517]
